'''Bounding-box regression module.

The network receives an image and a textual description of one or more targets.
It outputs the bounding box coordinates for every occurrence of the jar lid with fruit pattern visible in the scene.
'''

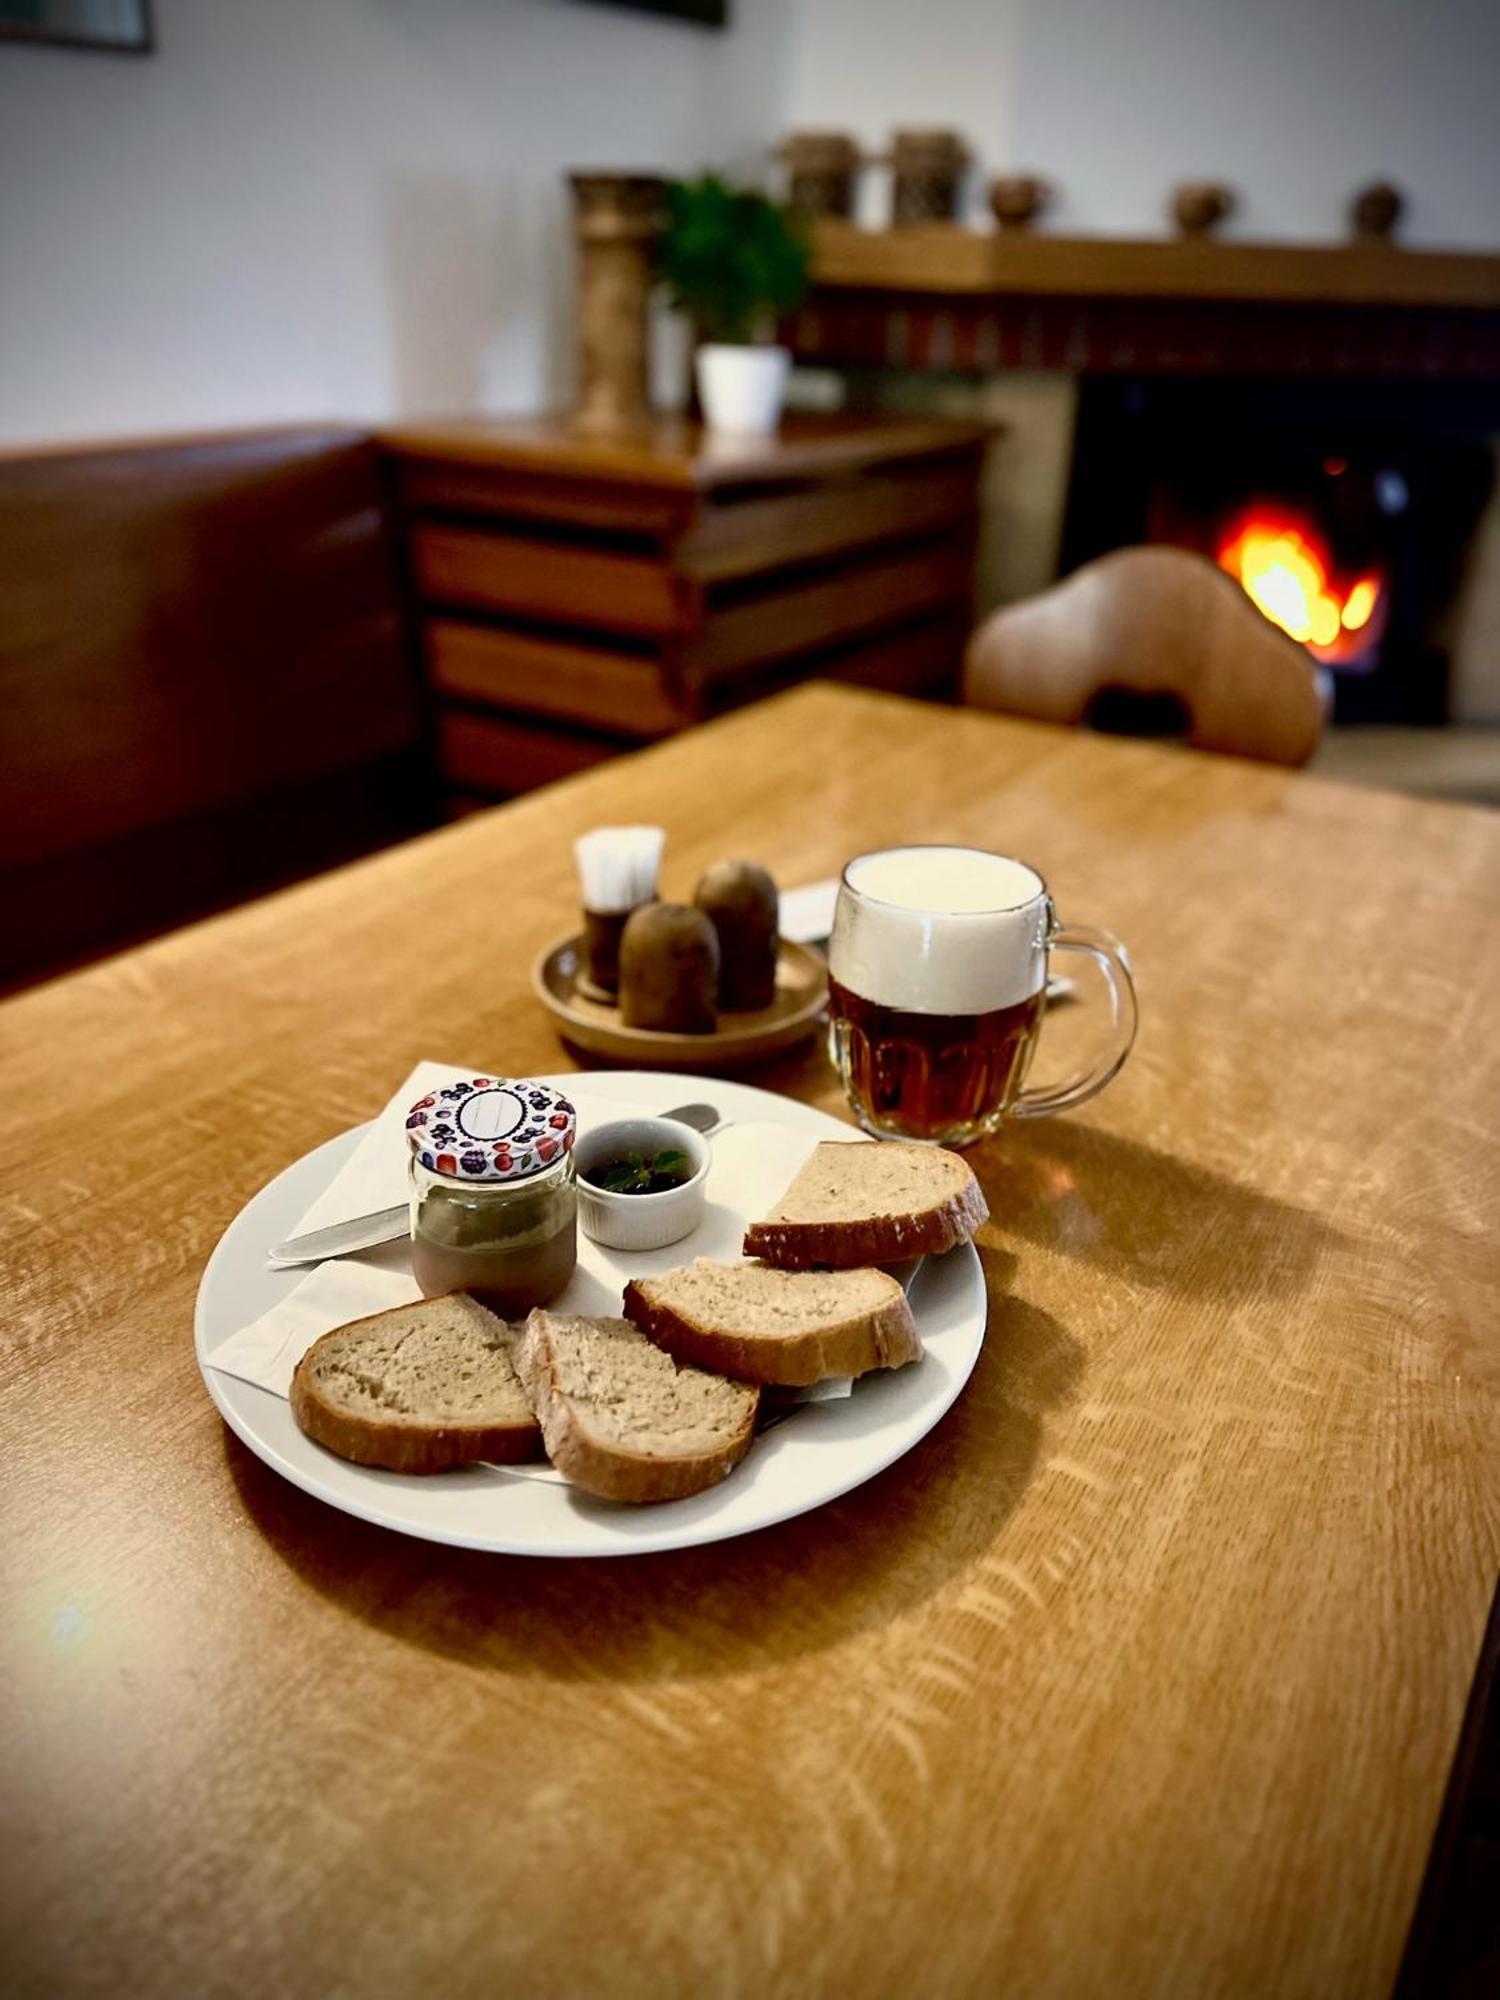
[404,1077,576,1183]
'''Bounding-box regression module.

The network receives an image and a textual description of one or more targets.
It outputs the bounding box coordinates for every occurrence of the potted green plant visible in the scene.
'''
[658,174,810,437]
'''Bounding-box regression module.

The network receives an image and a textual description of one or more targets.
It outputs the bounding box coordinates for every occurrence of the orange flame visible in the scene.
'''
[1218,509,1383,664]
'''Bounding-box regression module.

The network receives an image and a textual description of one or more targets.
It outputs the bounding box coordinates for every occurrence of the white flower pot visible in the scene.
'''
[695,343,791,438]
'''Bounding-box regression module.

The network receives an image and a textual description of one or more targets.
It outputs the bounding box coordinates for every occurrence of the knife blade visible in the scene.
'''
[267,1203,410,1269]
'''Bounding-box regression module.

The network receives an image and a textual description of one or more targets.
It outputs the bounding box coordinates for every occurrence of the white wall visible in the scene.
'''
[782,0,1021,225]
[0,0,792,445]
[1009,0,1500,248]
[784,0,1500,246]
[3,0,1497,448]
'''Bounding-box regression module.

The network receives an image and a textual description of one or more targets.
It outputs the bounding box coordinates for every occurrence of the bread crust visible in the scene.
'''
[743,1149,989,1270]
[289,1307,543,1476]
[743,1189,987,1269]
[622,1273,922,1387]
[517,1313,758,1504]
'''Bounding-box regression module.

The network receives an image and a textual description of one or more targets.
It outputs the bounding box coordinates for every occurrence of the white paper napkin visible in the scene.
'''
[206,1066,858,1409]
[286,1058,465,1239]
[779,877,839,945]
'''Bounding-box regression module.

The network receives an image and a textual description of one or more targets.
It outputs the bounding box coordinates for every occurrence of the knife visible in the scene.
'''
[267,1204,411,1269]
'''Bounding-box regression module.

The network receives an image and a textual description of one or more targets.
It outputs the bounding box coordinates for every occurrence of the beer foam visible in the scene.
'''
[832,846,1048,1014]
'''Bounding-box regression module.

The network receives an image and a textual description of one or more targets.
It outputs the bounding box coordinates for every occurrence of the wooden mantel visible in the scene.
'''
[808,220,1500,310]
[789,221,1500,379]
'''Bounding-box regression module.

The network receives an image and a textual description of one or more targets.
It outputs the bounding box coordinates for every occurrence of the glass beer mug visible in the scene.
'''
[828,846,1137,1147]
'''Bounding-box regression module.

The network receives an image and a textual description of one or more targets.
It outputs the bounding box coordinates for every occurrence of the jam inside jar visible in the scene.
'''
[410,1151,576,1317]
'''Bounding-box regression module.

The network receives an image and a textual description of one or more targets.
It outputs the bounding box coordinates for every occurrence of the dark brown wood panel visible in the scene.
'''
[0,752,431,994]
[0,426,430,987]
[816,611,969,700]
[679,460,982,581]
[697,612,968,720]
[437,707,623,796]
[0,428,423,874]
[427,622,683,739]
[682,535,974,681]
[412,526,686,635]
[790,291,1500,381]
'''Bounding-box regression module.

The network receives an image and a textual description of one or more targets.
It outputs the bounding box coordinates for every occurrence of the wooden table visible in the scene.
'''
[4,685,1498,1999]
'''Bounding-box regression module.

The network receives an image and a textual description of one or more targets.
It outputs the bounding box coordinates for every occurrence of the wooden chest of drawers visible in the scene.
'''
[379,412,989,804]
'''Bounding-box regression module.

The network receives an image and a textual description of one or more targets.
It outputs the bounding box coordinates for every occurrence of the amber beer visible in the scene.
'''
[828,848,1054,1145]
[828,978,1046,1143]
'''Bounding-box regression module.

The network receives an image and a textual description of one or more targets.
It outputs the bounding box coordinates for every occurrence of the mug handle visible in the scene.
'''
[1014,919,1138,1120]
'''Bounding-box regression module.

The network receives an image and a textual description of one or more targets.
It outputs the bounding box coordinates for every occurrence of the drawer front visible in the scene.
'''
[413,527,686,636]
[396,462,692,539]
[427,622,684,739]
[683,538,974,682]
[679,461,981,583]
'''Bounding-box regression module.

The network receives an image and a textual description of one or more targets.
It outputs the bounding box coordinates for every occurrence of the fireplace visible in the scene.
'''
[1060,378,1498,724]
[787,223,1500,737]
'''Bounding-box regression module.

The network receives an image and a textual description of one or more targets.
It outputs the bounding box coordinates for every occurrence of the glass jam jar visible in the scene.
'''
[405,1077,577,1318]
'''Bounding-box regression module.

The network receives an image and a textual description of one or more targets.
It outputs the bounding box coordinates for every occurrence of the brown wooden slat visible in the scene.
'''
[437,708,624,797]
[427,621,683,739]
[678,461,982,582]
[816,611,969,700]
[697,612,968,721]
[682,535,974,681]
[412,526,687,635]
[395,463,691,540]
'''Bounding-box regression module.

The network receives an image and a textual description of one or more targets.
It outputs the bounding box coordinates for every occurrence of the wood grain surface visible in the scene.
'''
[3,685,1498,2000]
[807,218,1500,309]
[379,410,992,493]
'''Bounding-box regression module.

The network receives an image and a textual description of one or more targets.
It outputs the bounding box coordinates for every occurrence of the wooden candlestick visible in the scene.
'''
[569,172,665,439]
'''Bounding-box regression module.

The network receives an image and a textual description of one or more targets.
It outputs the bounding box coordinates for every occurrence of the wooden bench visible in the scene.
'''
[0,426,431,989]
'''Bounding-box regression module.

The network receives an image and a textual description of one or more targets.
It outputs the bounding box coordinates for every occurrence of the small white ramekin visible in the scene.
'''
[574,1116,712,1252]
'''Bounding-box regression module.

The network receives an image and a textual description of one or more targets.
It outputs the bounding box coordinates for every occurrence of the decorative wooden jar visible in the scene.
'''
[378,413,990,805]
[779,132,862,219]
[1350,181,1404,242]
[1171,181,1237,237]
[989,175,1052,233]
[569,172,665,438]
[889,130,971,224]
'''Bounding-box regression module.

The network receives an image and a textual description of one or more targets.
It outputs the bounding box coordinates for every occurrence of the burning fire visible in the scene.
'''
[1218,509,1383,664]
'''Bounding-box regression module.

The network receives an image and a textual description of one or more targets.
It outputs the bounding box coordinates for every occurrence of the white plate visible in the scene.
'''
[195,1071,987,1558]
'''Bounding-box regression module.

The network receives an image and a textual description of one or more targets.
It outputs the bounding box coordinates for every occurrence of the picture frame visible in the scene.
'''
[581,0,727,28]
[0,1,154,55]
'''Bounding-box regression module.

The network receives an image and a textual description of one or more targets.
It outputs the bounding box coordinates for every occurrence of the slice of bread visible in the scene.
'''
[516,1311,759,1504]
[290,1294,541,1475]
[623,1259,921,1387]
[743,1139,988,1269]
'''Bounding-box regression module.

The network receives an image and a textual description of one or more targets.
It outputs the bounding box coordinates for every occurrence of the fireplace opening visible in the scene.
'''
[1218,505,1385,668]
[1061,378,1499,725]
